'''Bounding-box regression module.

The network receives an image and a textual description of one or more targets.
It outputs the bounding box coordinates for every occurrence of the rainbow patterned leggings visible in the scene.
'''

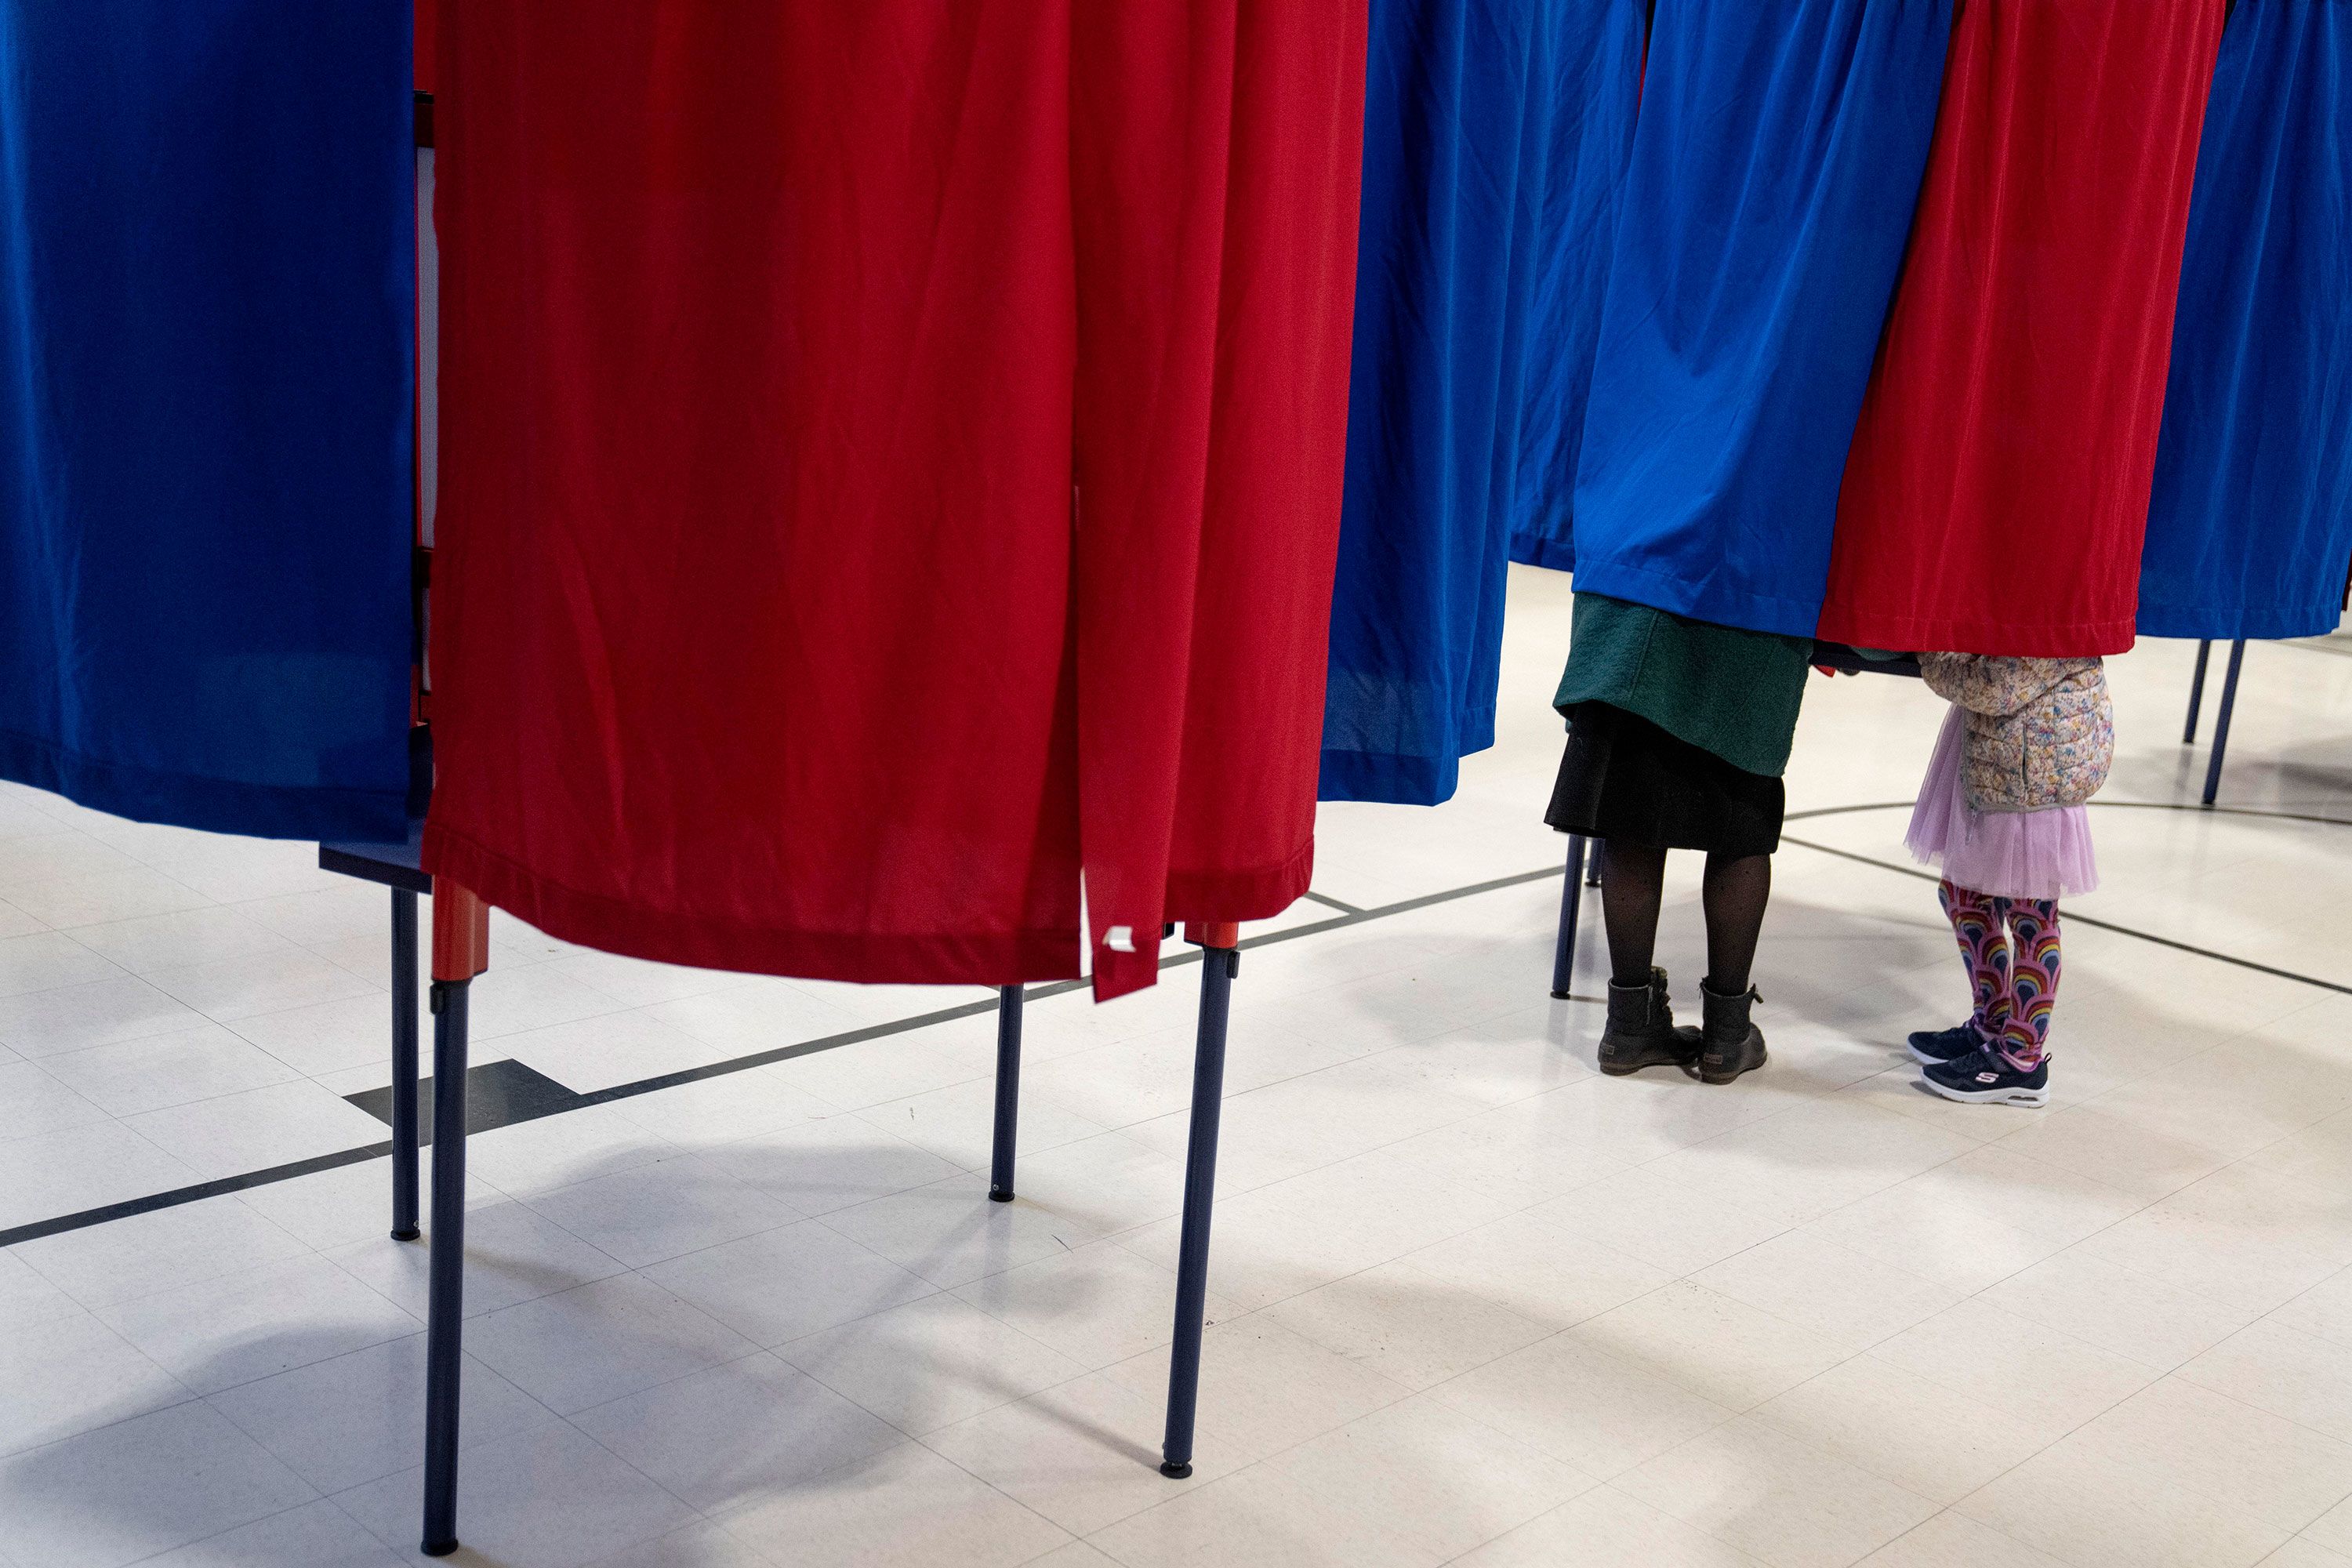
[1937,880,2060,1070]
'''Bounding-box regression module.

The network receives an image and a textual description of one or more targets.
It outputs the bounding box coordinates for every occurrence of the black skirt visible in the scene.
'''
[1546,702,1784,856]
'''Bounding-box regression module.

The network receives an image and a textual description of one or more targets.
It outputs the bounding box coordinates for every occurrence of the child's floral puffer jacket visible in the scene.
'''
[1919,654,2114,812]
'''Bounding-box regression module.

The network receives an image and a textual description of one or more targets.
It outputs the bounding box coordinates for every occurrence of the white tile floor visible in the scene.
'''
[3,566,2352,1565]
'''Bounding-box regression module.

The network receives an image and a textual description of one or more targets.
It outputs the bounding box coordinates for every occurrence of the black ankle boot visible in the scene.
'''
[1691,978,1767,1084]
[1599,967,1700,1076]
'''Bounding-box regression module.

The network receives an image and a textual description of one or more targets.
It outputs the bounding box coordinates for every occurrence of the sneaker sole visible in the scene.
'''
[1907,1040,1968,1068]
[1920,1076,2048,1108]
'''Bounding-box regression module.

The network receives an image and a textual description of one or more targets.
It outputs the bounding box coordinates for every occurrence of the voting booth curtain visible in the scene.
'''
[1566,0,1955,640]
[1321,0,1619,807]
[0,2,416,840]
[423,2,1367,998]
[2137,0,2352,642]
[1819,0,2227,656]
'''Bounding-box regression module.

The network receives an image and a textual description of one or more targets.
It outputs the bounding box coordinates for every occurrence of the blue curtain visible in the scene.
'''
[1507,0,1646,575]
[1321,0,1645,805]
[1568,0,1954,638]
[0,2,415,839]
[2138,0,2352,641]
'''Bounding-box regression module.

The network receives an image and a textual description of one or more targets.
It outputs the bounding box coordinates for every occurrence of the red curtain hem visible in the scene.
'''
[421,824,1083,988]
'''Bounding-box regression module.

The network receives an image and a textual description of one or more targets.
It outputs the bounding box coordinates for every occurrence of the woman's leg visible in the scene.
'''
[1600,839,1668,987]
[1700,852,1771,993]
[2000,898,2061,1069]
[1939,880,2010,1041]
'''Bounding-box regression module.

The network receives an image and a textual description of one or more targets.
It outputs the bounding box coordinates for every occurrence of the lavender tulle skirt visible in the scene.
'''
[1906,708,2100,901]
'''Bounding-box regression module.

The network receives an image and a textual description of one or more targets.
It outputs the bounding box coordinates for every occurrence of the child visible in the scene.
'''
[1904,653,2112,1107]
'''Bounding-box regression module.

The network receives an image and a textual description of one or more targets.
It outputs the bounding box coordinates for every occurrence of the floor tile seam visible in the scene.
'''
[1646,1093,1972,1189]
[1584,1276,1930,1413]
[33,1059,314,1125]
[2042,1139,2339,1305]
[1258,1249,1564,1372]
[1807,1140,2161,1272]
[110,1494,348,1568]
[1738,1357,2050,1501]
[0,1359,209,1466]
[547,1402,729,1527]
[0,942,136,996]
[800,1203,1109,1304]
[2263,1278,2352,1358]
[1683,1221,1969,1344]
[16,1223,328,1319]
[1128,1304,1431,1449]
[1522,1308,1763,1430]
[1421,1489,1627,1568]
[299,941,416,996]
[6,869,218,924]
[1633,1409,1950,1563]
[2077,1202,2352,1323]
[672,1213,953,1334]
[912,1435,1176,1552]
[114,1328,430,1417]
[495,1207,834,1319]
[1960,1243,2242,1380]
[1265,1432,1577,1566]
[2128,1376,2352,1518]
[1889,1506,2069,1568]
[191,1348,557,1501]
[2176,1316,2352,1413]
[0,1115,205,1202]
[897,1430,1116,1556]
[134,1248,435,1351]
[1944,1421,2299,1568]
[704,1429,1072,1548]
[0,1384,225,1477]
[528,1341,775,1456]
[1777,832,2352,996]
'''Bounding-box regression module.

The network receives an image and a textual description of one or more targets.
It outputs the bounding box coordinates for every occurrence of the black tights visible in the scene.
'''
[1599,840,1771,995]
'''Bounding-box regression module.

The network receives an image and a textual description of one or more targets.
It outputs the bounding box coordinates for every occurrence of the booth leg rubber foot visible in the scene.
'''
[1549,989,1570,1001]
[390,1226,421,1243]
[1160,1461,1192,1479]
[421,1537,458,1558]
[988,1189,1014,1203]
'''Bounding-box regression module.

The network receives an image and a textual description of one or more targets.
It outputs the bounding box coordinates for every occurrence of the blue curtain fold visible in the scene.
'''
[1566,0,1954,639]
[2138,0,2352,642]
[1320,0,1645,806]
[0,2,415,839]
[1506,0,1646,576]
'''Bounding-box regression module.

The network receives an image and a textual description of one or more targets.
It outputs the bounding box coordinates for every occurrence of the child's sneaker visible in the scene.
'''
[1907,1023,1987,1066]
[1922,1048,2049,1108]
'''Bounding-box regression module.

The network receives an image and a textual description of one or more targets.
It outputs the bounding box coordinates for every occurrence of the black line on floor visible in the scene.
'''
[0,870,1534,1247]
[1779,829,2352,999]
[19,799,2347,1250]
[0,1144,395,1248]
[1302,891,1367,916]
[1787,797,2352,832]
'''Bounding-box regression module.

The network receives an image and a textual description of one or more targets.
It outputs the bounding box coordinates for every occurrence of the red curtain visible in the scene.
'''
[423,4,1364,997]
[1073,4,1367,993]
[1817,0,2227,656]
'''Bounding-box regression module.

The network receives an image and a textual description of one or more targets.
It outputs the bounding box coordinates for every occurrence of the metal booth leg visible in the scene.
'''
[1161,921,1239,1479]
[390,889,422,1240]
[420,884,489,1559]
[2184,638,2213,742]
[1551,835,1591,1000]
[989,985,1025,1202]
[2202,639,2246,808]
